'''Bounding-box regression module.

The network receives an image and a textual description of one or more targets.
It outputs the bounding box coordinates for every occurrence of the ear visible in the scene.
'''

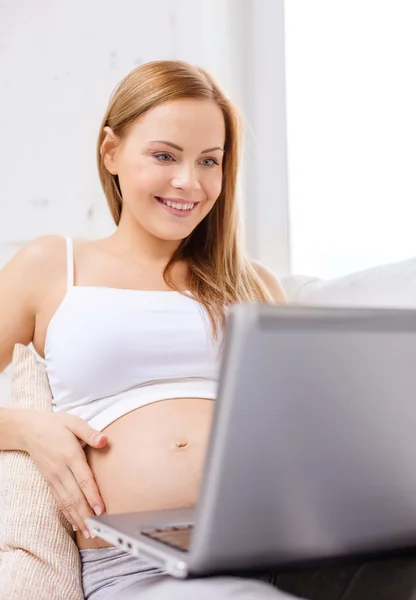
[100,126,120,175]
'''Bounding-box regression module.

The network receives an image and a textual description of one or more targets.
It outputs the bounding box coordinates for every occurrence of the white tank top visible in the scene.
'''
[33,237,221,431]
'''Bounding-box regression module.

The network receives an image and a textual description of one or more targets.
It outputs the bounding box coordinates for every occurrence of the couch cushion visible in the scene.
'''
[0,344,84,600]
[282,256,416,308]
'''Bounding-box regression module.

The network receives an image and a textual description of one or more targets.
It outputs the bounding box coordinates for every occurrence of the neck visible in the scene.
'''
[109,212,182,265]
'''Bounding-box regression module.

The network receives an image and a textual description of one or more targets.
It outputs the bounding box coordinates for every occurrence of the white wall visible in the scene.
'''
[285,0,416,278]
[0,0,287,404]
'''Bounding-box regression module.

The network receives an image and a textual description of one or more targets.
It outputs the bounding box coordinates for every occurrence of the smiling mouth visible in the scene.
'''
[155,196,198,217]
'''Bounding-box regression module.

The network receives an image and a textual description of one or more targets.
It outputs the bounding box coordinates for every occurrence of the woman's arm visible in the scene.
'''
[0,237,108,535]
[0,239,39,376]
[0,238,40,450]
[0,407,33,450]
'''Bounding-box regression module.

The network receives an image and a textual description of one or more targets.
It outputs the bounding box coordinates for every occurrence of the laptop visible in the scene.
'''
[86,304,416,578]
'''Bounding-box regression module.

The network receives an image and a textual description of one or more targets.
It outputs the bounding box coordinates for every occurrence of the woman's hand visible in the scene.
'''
[22,410,108,536]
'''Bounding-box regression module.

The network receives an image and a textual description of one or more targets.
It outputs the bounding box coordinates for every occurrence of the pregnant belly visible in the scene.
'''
[77,397,215,549]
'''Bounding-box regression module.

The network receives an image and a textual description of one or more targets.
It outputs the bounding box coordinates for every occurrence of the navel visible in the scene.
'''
[174,439,188,449]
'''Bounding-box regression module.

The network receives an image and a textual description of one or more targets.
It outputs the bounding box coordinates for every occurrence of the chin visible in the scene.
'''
[151,226,194,243]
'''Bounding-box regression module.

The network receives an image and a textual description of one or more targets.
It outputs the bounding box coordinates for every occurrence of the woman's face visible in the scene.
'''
[106,98,226,241]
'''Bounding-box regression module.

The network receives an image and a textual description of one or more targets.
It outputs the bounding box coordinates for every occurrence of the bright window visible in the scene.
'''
[284,1,416,278]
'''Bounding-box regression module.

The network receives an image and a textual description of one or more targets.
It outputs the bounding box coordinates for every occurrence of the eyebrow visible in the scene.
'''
[150,140,224,153]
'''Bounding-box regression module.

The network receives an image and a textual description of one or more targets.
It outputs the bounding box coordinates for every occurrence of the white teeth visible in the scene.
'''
[161,199,195,211]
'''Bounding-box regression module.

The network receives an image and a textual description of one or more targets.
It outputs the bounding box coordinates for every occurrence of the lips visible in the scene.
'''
[155,196,199,218]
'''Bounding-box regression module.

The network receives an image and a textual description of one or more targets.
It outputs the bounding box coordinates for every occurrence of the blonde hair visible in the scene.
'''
[97,60,272,337]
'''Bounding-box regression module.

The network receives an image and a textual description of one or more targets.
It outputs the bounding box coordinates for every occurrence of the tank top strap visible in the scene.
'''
[65,236,75,289]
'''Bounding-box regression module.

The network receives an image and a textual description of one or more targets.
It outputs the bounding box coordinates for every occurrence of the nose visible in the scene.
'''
[171,163,201,192]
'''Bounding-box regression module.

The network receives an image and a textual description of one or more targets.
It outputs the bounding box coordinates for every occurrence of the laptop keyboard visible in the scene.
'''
[141,524,194,552]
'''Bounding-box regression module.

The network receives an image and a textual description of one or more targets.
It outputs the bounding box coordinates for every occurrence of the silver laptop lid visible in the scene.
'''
[189,304,416,573]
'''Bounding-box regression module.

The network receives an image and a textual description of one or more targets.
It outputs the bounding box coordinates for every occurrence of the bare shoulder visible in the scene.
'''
[1,235,66,284]
[18,234,66,263]
[251,260,287,303]
[0,235,67,372]
[11,235,67,286]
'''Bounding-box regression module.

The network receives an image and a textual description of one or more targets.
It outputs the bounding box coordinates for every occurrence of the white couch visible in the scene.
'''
[281,256,416,308]
[0,255,415,408]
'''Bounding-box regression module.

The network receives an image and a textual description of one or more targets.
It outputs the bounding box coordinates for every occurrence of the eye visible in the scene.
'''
[200,158,219,168]
[153,153,174,162]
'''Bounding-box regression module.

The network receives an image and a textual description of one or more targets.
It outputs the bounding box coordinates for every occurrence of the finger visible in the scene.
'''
[55,468,93,536]
[49,486,79,532]
[70,456,106,516]
[64,415,108,448]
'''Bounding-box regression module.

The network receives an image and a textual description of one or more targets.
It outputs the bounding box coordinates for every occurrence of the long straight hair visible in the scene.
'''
[97,61,272,338]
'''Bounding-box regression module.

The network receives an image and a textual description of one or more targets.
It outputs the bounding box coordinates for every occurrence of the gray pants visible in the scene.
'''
[80,548,304,599]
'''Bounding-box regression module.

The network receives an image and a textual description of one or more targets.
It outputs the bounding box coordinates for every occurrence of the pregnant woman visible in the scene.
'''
[0,61,301,599]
